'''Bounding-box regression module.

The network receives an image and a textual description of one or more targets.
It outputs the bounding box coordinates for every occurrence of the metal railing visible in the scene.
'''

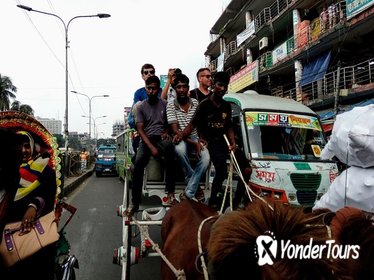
[225,40,238,57]
[297,58,374,105]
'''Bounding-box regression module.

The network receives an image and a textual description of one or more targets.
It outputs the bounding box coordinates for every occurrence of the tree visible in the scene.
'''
[0,74,17,111]
[11,100,34,116]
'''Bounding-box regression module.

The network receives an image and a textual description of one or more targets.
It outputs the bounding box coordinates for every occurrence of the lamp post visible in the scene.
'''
[82,114,107,137]
[72,91,109,139]
[17,4,110,176]
[95,122,107,140]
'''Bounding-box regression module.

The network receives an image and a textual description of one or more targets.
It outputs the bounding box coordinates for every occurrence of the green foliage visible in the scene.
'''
[0,74,17,111]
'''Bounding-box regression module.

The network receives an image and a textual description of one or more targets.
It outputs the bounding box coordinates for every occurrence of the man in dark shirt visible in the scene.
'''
[188,72,236,210]
[189,68,212,103]
[127,76,177,215]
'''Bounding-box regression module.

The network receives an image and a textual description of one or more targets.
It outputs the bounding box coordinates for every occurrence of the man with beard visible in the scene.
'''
[166,74,210,201]
[127,76,177,215]
[182,72,236,210]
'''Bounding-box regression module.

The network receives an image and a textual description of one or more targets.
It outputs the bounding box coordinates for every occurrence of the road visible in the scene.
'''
[63,175,162,280]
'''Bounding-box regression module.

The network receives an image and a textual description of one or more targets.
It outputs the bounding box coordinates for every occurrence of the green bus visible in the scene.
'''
[115,129,135,181]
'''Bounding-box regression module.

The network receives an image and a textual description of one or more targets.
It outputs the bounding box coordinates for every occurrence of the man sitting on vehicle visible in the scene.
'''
[127,76,177,215]
[166,74,210,202]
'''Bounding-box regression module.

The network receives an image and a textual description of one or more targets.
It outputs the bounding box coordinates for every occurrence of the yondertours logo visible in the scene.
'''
[255,231,277,265]
[255,231,360,266]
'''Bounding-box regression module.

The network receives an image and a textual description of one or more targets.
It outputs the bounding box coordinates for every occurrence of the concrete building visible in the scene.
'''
[37,117,62,134]
[112,121,125,137]
[205,0,374,132]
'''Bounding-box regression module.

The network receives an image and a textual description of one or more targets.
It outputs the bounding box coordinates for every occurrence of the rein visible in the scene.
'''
[196,215,219,280]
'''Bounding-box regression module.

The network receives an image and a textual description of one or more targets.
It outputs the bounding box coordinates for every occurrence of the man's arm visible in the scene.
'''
[161,69,174,100]
[227,127,236,152]
[136,122,158,156]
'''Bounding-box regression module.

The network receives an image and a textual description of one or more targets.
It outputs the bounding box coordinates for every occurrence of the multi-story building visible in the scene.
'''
[123,106,131,129]
[205,0,374,131]
[112,121,125,137]
[36,117,62,135]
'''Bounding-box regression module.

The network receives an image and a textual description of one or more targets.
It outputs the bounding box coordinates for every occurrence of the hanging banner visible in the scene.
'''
[228,60,259,92]
[236,21,255,47]
[272,41,288,65]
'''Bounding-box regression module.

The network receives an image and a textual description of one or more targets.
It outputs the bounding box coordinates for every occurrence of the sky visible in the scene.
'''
[1,0,229,138]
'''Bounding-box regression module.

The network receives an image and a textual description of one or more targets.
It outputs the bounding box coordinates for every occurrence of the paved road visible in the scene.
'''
[63,175,162,280]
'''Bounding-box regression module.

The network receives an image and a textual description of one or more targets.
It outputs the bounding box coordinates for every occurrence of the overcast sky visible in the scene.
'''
[1,0,229,138]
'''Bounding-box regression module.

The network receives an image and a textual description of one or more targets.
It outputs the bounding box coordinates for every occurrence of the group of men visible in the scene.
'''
[126,64,249,215]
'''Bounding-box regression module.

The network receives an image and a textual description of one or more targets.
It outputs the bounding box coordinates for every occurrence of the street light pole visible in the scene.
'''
[17,4,110,176]
[72,91,109,139]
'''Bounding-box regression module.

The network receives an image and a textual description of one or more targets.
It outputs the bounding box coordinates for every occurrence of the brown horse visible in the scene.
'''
[161,199,373,280]
[161,200,217,280]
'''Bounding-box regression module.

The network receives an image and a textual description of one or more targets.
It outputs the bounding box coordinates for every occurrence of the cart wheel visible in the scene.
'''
[122,175,131,280]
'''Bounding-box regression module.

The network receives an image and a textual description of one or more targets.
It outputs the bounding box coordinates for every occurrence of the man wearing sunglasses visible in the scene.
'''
[127,75,177,215]
[166,74,210,202]
[128,64,161,129]
[189,68,213,103]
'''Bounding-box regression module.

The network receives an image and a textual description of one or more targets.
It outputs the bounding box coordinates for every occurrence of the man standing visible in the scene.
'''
[186,72,236,210]
[128,63,162,153]
[189,68,212,103]
[167,74,210,201]
[127,76,177,215]
[80,148,89,173]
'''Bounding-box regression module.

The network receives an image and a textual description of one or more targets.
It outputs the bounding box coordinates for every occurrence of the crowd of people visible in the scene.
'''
[126,63,251,215]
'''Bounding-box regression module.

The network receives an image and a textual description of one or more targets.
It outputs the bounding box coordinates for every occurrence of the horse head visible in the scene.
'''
[207,200,335,280]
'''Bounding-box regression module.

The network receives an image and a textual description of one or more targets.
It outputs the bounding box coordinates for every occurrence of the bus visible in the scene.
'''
[115,129,135,181]
[225,91,339,207]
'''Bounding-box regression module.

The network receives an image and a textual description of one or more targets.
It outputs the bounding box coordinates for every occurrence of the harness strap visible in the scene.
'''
[197,215,218,280]
[132,217,186,280]
[223,135,274,211]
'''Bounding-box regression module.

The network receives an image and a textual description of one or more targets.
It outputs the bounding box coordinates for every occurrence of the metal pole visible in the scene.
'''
[17,5,110,177]
[89,97,92,140]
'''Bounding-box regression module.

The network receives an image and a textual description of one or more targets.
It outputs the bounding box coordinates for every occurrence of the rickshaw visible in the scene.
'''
[0,111,78,280]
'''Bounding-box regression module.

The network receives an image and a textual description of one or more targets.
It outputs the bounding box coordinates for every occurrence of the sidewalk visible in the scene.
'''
[60,166,94,197]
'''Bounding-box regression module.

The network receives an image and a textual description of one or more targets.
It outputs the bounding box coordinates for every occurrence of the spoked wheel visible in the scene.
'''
[122,175,132,280]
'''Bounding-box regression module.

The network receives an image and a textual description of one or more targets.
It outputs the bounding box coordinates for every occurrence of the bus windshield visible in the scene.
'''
[245,111,326,160]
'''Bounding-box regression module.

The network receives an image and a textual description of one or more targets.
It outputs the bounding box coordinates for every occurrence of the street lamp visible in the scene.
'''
[17,4,110,176]
[72,91,109,139]
[95,122,107,140]
[82,114,107,138]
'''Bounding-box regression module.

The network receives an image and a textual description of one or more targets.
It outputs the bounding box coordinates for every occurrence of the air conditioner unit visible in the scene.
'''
[259,37,268,50]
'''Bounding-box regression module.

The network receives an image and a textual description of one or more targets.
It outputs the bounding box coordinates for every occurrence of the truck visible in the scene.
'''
[95,144,118,177]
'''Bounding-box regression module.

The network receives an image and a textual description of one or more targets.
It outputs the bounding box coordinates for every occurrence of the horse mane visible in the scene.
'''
[333,210,374,280]
[207,200,334,280]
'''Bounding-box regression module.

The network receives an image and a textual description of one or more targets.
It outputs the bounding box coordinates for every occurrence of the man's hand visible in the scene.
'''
[228,143,236,153]
[150,146,159,157]
[172,132,183,144]
[161,132,171,141]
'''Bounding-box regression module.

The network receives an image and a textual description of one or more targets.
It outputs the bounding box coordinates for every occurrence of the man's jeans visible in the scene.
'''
[174,136,210,198]
[132,136,176,205]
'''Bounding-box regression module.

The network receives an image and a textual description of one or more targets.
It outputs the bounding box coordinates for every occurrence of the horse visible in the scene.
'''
[161,199,374,280]
[161,200,217,280]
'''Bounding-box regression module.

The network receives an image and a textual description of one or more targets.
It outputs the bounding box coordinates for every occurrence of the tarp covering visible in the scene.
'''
[300,51,331,86]
[320,104,374,168]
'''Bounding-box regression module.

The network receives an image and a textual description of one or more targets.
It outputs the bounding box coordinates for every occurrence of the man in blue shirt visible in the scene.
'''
[128,64,162,153]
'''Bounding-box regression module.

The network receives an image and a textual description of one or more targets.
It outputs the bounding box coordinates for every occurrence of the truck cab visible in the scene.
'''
[95,144,118,177]
[224,91,339,207]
